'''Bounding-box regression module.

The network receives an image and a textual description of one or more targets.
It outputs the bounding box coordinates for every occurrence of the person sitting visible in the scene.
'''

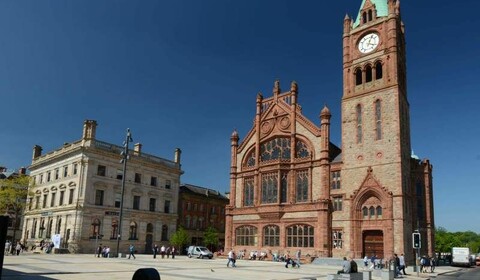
[350,258,358,273]
[337,257,352,274]
[259,251,267,260]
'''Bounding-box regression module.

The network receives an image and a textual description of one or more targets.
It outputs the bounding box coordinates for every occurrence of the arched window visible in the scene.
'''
[368,10,373,21]
[365,65,373,82]
[263,225,280,246]
[111,220,118,239]
[356,104,363,143]
[376,206,383,218]
[129,221,137,240]
[375,61,383,79]
[286,224,314,247]
[369,206,375,219]
[235,225,258,246]
[91,218,100,238]
[362,12,367,24]
[161,225,168,241]
[243,177,254,206]
[363,207,368,219]
[355,68,363,85]
[146,223,154,233]
[296,170,308,202]
[296,140,310,158]
[375,99,382,140]
[260,138,291,162]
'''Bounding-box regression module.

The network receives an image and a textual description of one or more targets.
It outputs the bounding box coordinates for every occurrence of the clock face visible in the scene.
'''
[358,33,380,54]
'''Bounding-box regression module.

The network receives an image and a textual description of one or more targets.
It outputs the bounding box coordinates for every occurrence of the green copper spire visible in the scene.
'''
[352,0,389,28]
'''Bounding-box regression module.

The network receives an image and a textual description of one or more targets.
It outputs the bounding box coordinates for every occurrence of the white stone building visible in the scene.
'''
[21,120,183,254]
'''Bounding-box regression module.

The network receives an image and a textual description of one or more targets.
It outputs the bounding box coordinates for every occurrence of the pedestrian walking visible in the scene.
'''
[153,244,158,259]
[171,246,176,259]
[227,249,236,267]
[295,249,301,268]
[128,244,136,259]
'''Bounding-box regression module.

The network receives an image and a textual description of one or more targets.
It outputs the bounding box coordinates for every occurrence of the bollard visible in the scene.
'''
[132,268,160,280]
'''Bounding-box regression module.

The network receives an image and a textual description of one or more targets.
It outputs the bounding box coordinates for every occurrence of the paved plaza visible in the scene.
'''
[2,253,460,280]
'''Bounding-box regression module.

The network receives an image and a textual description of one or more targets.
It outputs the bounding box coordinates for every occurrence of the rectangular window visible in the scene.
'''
[133,196,140,210]
[165,180,171,189]
[35,196,40,209]
[134,173,141,183]
[73,163,78,175]
[243,177,254,206]
[150,176,157,186]
[47,172,51,182]
[210,206,216,214]
[332,230,343,249]
[296,170,308,202]
[261,172,278,204]
[331,171,341,189]
[50,193,56,207]
[116,169,123,180]
[97,165,106,176]
[280,172,288,203]
[43,194,48,208]
[186,202,191,211]
[95,190,104,206]
[40,174,43,184]
[28,197,33,210]
[68,189,74,204]
[54,169,59,180]
[59,191,65,206]
[63,166,68,177]
[333,196,343,211]
[164,200,170,213]
[149,198,156,212]
[115,193,121,208]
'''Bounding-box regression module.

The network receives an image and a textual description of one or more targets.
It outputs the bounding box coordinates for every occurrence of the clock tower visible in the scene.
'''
[339,0,413,258]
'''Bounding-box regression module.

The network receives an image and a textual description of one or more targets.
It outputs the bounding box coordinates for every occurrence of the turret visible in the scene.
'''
[32,145,42,160]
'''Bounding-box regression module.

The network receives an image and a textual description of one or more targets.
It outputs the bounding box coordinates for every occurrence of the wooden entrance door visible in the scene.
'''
[363,230,384,259]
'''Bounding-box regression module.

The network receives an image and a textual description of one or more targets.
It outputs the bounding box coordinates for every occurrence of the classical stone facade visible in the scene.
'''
[22,120,183,254]
[178,184,229,251]
[225,0,434,264]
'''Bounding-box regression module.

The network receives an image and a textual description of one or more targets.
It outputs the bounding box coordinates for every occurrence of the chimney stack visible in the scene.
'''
[82,120,97,140]
[32,145,43,160]
[134,143,142,155]
[174,148,182,164]
[18,167,27,175]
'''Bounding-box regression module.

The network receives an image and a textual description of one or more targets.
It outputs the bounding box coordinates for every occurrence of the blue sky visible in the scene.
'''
[0,1,479,233]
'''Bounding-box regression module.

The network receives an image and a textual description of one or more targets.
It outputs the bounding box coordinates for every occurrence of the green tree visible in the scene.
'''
[203,226,219,252]
[0,174,31,247]
[435,227,480,253]
[169,227,189,254]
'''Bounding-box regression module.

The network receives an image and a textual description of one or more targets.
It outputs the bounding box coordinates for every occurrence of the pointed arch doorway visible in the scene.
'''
[363,230,384,259]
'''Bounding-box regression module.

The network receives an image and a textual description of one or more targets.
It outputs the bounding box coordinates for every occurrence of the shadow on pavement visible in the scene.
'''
[2,268,55,279]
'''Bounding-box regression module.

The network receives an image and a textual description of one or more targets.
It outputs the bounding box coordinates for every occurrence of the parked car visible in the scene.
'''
[187,246,213,259]
[476,254,480,266]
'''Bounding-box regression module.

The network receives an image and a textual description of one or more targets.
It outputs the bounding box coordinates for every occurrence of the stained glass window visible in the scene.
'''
[260,138,291,161]
[243,178,254,206]
[246,150,256,167]
[280,172,288,203]
[296,140,310,158]
[261,173,278,204]
[296,170,308,202]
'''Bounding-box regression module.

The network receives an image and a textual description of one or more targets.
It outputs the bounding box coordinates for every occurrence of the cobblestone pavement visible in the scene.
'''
[1,253,462,280]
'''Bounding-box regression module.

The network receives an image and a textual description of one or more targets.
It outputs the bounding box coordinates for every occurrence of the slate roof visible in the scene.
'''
[180,184,228,200]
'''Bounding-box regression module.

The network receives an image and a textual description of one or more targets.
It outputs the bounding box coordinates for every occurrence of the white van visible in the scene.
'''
[187,246,213,259]
[452,247,471,267]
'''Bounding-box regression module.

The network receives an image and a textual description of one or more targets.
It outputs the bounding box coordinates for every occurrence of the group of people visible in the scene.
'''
[225,249,302,269]
[420,255,436,273]
[152,244,176,259]
[96,244,111,258]
[4,240,24,256]
[337,257,358,274]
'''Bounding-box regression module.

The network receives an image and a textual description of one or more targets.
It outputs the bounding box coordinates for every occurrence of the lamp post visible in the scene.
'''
[115,128,132,258]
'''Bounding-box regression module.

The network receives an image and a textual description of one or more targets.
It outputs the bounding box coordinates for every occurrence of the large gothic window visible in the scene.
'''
[356,104,363,143]
[235,226,258,246]
[243,177,254,206]
[296,140,310,158]
[375,99,382,140]
[260,138,291,162]
[263,225,280,246]
[246,150,256,167]
[286,224,314,247]
[261,173,278,204]
[296,170,308,202]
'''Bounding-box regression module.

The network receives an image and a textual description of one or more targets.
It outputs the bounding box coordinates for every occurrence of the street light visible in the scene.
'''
[115,128,133,258]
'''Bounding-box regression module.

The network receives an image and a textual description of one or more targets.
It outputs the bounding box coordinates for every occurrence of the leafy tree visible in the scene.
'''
[0,174,31,247]
[435,227,480,253]
[203,226,219,251]
[169,227,189,254]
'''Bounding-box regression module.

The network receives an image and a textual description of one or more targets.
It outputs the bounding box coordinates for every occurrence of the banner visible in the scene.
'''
[52,234,61,249]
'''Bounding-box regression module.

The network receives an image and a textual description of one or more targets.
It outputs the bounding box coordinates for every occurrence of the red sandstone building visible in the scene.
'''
[225,0,434,263]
